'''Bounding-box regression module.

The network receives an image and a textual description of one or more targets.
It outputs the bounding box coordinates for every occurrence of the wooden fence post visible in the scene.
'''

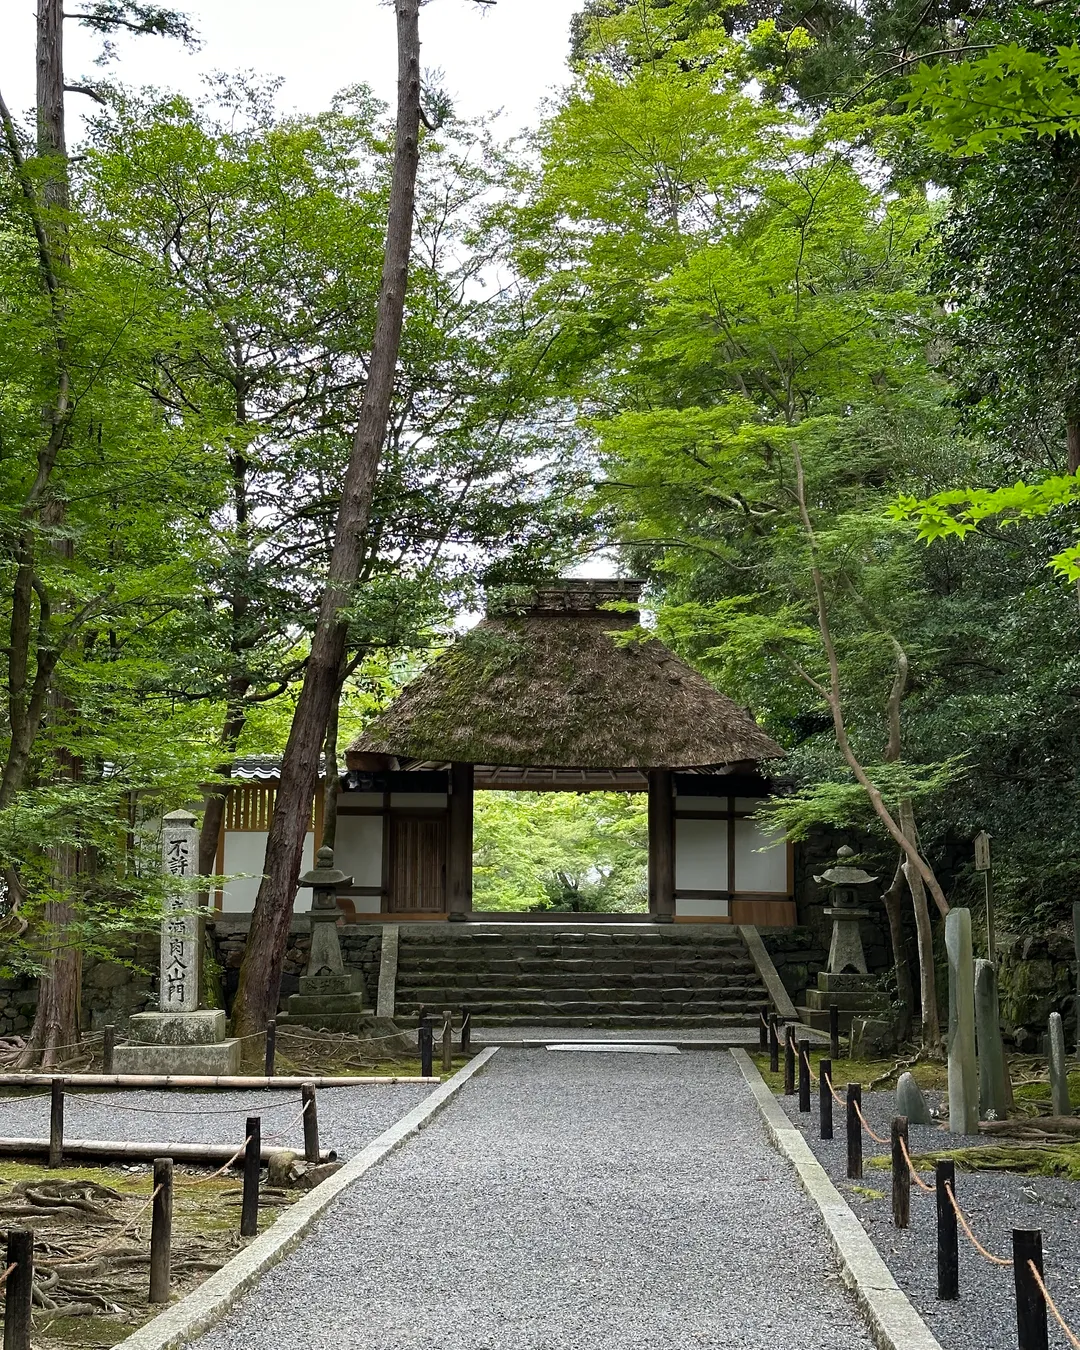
[241,1117,260,1238]
[936,1160,958,1300]
[784,1026,796,1096]
[460,1008,471,1054]
[3,1228,33,1350]
[264,1019,277,1078]
[829,1004,840,1060]
[891,1116,909,1229]
[102,1025,115,1075]
[798,1039,811,1113]
[1013,1230,1048,1350]
[846,1083,862,1180]
[419,1019,433,1078]
[768,1015,779,1074]
[441,1009,453,1073]
[759,1005,768,1050]
[819,1058,833,1140]
[149,1157,173,1304]
[301,1083,319,1165]
[49,1079,64,1168]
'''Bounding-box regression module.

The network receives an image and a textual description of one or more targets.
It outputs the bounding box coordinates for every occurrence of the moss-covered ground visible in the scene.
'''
[0,1157,298,1348]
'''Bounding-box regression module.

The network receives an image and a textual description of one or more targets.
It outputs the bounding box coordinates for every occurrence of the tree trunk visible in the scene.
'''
[1067,416,1080,475]
[880,856,915,1043]
[900,799,941,1052]
[321,675,342,851]
[198,696,250,882]
[231,0,424,1038]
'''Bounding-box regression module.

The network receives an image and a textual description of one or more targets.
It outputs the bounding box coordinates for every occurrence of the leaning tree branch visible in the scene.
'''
[792,444,950,917]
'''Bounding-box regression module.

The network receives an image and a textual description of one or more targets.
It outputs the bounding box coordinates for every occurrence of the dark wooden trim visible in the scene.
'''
[727,796,736,897]
[647,768,675,920]
[447,761,474,917]
[674,889,730,900]
[379,788,390,904]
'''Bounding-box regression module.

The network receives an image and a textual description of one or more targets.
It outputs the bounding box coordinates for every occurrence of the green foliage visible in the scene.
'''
[472,792,648,912]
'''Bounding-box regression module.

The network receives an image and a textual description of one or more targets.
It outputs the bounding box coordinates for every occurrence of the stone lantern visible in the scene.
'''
[815,845,877,976]
[799,846,888,1039]
[298,846,352,980]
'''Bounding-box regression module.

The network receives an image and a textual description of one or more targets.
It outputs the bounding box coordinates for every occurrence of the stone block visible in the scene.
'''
[816,971,876,994]
[127,1010,227,1046]
[113,1038,241,1075]
[285,993,368,1016]
[298,971,363,997]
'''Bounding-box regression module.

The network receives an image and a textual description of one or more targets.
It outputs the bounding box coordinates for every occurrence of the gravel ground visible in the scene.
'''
[0,1082,431,1159]
[192,1049,872,1350]
[777,1083,1080,1349]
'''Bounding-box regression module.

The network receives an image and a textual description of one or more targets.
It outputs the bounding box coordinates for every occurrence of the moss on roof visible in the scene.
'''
[347,604,784,771]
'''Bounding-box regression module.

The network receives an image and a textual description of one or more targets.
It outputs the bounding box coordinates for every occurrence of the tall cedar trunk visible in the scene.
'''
[231,0,423,1038]
[900,799,942,1052]
[16,0,81,1069]
[880,857,914,1044]
[321,675,342,851]
[197,694,250,881]
[1068,417,1080,475]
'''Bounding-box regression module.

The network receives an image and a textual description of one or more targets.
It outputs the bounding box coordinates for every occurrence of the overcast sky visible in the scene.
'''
[1,0,581,136]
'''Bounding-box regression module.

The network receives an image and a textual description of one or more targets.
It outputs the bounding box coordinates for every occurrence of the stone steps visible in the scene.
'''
[391,922,769,1027]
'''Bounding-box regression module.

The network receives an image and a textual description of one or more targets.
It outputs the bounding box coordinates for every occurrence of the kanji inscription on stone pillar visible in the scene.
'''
[160,809,200,1013]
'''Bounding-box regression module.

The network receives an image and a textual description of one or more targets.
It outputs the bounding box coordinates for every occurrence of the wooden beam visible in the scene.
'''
[648,768,675,922]
[447,761,474,919]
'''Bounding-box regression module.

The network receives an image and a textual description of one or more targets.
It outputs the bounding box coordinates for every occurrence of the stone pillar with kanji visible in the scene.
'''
[113,808,241,1075]
[160,810,201,1013]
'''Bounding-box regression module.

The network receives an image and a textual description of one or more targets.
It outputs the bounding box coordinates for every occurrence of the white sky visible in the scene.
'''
[1,0,582,137]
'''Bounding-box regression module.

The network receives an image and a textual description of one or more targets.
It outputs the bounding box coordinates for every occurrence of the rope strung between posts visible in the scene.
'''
[276,1027,411,1047]
[942,1181,1013,1267]
[174,1135,253,1187]
[70,1095,297,1116]
[1028,1260,1080,1350]
[852,1098,890,1146]
[264,1096,313,1142]
[897,1134,935,1194]
[52,1183,164,1265]
[0,1261,16,1288]
[822,1069,890,1146]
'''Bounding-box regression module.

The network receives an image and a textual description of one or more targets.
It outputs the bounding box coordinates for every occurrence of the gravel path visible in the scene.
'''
[0,1082,430,1159]
[777,1083,1080,1349]
[192,1049,872,1350]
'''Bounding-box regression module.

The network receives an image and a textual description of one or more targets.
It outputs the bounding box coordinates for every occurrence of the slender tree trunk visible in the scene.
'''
[899,799,941,1051]
[1067,416,1080,475]
[231,0,424,1038]
[880,857,914,1043]
[321,673,343,852]
[198,695,250,881]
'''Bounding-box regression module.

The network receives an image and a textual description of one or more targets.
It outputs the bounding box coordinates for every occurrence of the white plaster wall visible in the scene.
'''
[675,817,728,891]
[674,795,726,813]
[675,897,730,918]
[221,831,314,913]
[333,814,384,890]
[734,818,788,893]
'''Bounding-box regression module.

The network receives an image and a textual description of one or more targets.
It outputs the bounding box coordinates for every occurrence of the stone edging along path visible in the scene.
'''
[119,1047,500,1350]
[731,1048,943,1350]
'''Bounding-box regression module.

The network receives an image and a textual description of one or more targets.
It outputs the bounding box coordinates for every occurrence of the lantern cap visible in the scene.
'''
[814,845,877,887]
[298,845,352,888]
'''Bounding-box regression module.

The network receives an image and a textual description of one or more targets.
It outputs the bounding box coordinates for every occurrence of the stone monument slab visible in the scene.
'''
[946,907,979,1135]
[1049,1011,1070,1117]
[896,1071,931,1126]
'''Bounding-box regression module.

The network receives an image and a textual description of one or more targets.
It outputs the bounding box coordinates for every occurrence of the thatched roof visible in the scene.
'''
[347,580,784,772]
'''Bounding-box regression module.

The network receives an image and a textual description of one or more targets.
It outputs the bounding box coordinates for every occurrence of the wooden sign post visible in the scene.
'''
[973,831,994,964]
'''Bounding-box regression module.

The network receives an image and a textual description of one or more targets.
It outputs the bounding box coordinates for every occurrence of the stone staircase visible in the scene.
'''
[392,922,769,1027]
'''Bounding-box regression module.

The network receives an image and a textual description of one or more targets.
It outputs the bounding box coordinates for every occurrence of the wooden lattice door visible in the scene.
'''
[388,815,447,912]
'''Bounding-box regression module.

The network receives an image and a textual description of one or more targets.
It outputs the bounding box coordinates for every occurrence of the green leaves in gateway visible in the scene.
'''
[473,793,648,913]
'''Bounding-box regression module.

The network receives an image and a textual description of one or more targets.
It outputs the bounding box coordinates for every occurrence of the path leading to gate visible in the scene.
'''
[193,1050,873,1350]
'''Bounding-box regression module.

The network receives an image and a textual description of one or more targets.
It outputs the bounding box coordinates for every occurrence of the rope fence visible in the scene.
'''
[56,1183,163,1264]
[786,1029,1080,1349]
[0,1259,16,1288]
[174,1136,253,1187]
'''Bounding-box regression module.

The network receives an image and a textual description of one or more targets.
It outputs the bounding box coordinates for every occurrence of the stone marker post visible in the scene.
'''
[1073,901,1080,1055]
[160,810,200,1013]
[1049,1011,1069,1117]
[945,907,979,1135]
[975,958,1008,1121]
